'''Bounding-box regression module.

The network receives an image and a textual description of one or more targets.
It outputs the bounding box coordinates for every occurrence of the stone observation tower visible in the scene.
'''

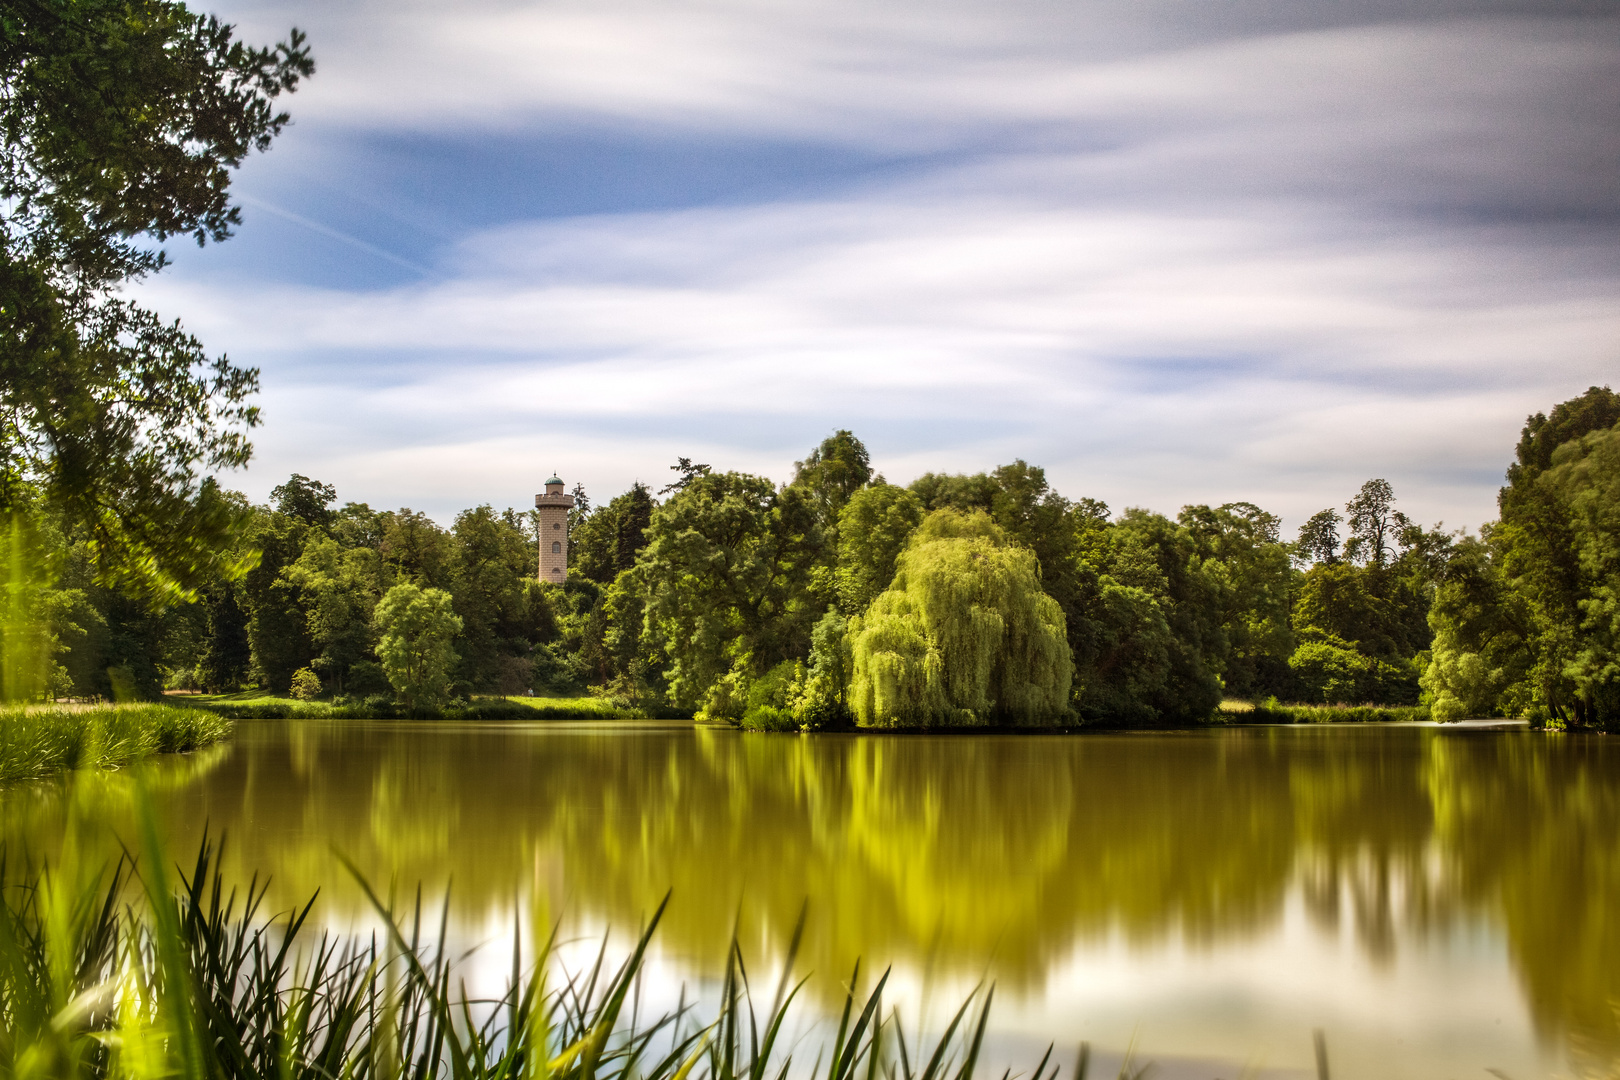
[535,475,574,583]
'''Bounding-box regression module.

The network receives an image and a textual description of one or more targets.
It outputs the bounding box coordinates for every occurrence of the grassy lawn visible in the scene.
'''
[173,692,652,720]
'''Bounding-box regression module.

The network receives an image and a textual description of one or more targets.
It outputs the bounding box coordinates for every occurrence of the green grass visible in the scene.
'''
[1219,701,1430,724]
[0,703,230,782]
[496,695,647,719]
[181,692,655,721]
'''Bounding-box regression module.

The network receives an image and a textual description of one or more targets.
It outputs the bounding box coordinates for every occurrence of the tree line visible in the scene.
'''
[5,385,1612,726]
[6,2,1614,728]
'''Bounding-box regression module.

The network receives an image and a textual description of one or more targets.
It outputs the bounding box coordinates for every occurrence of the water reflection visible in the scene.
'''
[1,722,1617,1073]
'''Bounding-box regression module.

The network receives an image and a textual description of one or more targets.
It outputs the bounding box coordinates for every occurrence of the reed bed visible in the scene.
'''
[0,704,230,782]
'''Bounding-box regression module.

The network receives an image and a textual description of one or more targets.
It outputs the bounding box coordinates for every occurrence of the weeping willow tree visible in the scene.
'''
[847,510,1071,727]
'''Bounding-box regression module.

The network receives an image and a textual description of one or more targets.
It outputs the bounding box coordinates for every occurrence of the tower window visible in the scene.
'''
[553,523,561,530]
[551,541,562,554]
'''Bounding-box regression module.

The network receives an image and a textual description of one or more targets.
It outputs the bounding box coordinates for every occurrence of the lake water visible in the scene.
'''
[4,720,1617,1079]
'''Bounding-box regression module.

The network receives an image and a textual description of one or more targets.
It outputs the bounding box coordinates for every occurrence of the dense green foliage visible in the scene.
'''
[3,389,1615,729]
[570,482,654,584]
[833,483,924,614]
[637,469,824,717]
[373,582,461,710]
[1424,386,1620,727]
[1,2,1610,736]
[1,0,311,600]
[1220,702,1430,724]
[193,693,636,720]
[848,511,1070,726]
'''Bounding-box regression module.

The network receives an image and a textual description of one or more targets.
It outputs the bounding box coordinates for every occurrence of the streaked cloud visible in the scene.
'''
[155,0,1620,530]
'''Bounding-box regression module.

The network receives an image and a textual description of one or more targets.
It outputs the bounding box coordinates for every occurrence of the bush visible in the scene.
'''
[740,660,800,730]
[289,667,322,701]
[697,666,751,724]
[739,704,799,731]
[530,642,588,695]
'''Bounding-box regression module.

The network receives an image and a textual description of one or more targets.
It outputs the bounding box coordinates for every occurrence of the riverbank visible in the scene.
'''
[0,703,230,782]
[733,701,1433,732]
[1217,701,1430,724]
[172,693,1431,727]
[176,692,658,721]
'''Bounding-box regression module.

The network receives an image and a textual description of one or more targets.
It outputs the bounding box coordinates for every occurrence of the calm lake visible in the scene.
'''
[5,720,1617,1079]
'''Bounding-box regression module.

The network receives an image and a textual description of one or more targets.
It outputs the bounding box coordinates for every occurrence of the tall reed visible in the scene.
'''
[0,809,1335,1080]
[0,815,1024,1080]
[0,705,230,782]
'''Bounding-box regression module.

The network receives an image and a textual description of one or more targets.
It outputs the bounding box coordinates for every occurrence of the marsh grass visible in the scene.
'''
[0,704,229,782]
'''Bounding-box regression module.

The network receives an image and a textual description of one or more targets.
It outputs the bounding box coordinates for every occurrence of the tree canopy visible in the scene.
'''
[1,0,311,599]
[847,510,1071,726]
[8,407,1617,731]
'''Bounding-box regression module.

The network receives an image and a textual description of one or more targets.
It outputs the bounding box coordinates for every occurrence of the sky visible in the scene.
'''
[140,0,1620,532]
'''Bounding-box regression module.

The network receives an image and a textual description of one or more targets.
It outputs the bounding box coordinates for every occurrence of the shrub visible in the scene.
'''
[697,665,751,724]
[741,661,802,730]
[289,667,322,701]
[739,704,799,731]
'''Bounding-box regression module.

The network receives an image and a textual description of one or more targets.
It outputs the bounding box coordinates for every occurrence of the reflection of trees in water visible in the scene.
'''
[4,724,1619,1068]
[1288,736,1440,966]
[1426,733,1620,1073]
[0,740,233,869]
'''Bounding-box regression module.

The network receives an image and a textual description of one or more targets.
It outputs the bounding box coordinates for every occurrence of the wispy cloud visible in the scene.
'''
[168,0,1620,528]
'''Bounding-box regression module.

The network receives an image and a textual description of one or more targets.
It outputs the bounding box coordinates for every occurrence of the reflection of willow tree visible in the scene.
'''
[522,730,1324,994]
[1426,733,1620,1071]
[64,726,1420,996]
[12,722,1620,1060]
[0,726,1335,992]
